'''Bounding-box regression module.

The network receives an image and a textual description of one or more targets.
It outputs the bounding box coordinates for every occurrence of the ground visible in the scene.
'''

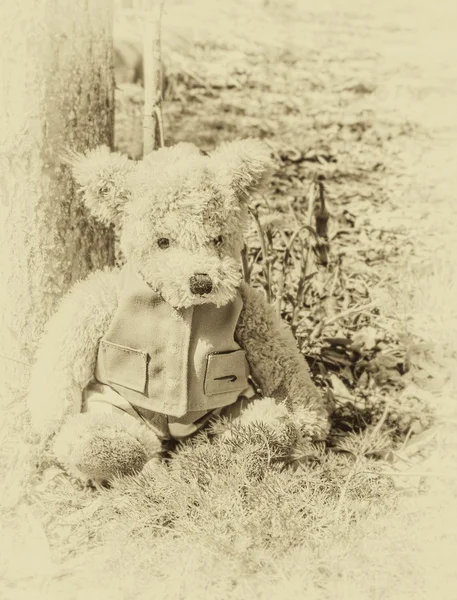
[2,0,457,598]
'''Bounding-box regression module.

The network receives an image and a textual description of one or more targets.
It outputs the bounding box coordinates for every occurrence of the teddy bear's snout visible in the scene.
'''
[189,273,213,296]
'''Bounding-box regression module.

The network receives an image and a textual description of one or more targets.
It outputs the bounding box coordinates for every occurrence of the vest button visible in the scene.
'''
[165,377,179,389]
[168,343,180,356]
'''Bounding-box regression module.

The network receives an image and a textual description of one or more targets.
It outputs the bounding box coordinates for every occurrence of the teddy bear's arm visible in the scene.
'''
[27,268,119,441]
[236,282,329,436]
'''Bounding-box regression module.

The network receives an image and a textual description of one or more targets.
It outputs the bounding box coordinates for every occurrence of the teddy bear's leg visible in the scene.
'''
[53,398,162,485]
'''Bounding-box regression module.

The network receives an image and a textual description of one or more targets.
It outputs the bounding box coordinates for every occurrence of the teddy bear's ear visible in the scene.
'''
[211,138,273,200]
[63,146,135,224]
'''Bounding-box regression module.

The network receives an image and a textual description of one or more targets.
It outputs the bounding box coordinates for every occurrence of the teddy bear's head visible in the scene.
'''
[69,139,272,308]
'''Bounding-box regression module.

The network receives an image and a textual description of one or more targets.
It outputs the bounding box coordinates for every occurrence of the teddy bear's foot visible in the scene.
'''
[220,396,299,450]
[234,396,289,429]
[53,412,161,485]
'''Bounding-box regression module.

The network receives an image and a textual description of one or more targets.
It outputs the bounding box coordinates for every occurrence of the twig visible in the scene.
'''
[301,180,317,279]
[314,178,330,266]
[251,209,273,302]
[401,426,414,450]
[143,0,165,155]
[290,181,318,333]
[378,470,457,479]
[172,54,214,92]
[154,106,165,148]
[291,239,306,336]
[367,401,391,442]
[0,354,31,367]
[310,300,378,341]
[275,224,309,318]
[241,245,250,284]
[323,300,377,327]
[326,266,340,299]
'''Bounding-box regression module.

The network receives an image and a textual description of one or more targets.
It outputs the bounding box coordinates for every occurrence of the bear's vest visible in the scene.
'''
[94,264,252,418]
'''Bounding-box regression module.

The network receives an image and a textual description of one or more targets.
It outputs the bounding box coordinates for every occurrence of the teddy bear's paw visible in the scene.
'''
[228,396,299,451]
[293,405,331,441]
[53,413,161,485]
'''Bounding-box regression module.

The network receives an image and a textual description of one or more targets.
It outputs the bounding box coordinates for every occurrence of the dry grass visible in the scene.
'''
[2,0,457,598]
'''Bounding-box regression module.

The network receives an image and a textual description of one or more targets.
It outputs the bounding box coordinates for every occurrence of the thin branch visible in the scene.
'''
[241,245,250,284]
[0,354,31,368]
[291,181,317,333]
[143,0,165,155]
[378,470,457,479]
[314,178,330,266]
[301,180,317,280]
[251,209,273,302]
[154,105,165,148]
[310,300,378,341]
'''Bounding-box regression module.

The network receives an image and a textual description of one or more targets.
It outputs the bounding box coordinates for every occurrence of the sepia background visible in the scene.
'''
[1,0,457,598]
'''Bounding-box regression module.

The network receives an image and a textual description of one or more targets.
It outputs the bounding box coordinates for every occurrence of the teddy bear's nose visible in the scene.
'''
[189,273,213,295]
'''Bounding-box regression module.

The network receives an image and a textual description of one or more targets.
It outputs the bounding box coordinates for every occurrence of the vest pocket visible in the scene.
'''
[204,349,249,396]
[99,340,148,394]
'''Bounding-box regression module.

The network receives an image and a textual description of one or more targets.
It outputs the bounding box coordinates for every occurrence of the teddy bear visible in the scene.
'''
[27,139,330,485]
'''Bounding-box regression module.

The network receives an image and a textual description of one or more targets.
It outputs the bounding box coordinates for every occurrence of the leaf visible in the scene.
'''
[320,348,352,367]
[358,371,369,387]
[367,353,401,371]
[323,337,352,347]
[329,373,354,404]
[304,248,318,279]
[351,326,378,351]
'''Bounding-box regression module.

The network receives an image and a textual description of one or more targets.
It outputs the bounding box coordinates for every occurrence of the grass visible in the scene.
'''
[2,0,457,598]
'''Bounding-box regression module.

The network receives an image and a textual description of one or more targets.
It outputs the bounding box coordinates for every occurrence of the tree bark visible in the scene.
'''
[0,0,115,393]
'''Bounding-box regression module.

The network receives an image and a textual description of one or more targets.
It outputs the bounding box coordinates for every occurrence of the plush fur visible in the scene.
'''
[27,269,119,440]
[28,138,330,484]
[53,413,161,484]
[236,283,330,439]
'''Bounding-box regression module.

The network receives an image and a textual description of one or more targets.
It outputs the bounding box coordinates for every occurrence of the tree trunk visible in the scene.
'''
[0,0,115,393]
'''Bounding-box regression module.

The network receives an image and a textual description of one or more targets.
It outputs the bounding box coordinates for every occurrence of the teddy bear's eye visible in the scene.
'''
[213,236,223,248]
[99,185,110,195]
[157,238,170,250]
